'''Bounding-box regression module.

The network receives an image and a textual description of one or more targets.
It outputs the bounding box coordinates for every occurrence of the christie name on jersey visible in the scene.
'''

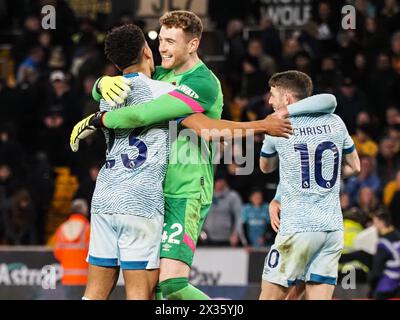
[293,124,333,137]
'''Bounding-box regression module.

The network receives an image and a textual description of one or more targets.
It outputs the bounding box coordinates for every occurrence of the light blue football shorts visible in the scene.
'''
[88,213,163,270]
[262,230,344,287]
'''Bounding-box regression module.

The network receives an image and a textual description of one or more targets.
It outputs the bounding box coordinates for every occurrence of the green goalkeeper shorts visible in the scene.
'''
[160,197,211,267]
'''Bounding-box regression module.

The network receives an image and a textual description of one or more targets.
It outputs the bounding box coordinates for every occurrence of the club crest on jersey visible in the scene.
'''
[177,85,199,99]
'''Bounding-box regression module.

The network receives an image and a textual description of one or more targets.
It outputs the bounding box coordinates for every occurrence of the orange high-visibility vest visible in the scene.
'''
[54,214,90,285]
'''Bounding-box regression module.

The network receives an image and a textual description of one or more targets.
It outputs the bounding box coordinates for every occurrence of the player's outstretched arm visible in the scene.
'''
[287,94,337,116]
[101,74,222,129]
[342,149,361,178]
[181,113,293,140]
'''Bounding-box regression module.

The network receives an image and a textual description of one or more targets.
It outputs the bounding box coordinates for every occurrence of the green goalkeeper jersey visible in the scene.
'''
[97,61,223,205]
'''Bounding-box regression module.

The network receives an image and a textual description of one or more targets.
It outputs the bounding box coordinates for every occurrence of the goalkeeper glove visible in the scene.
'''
[70,112,106,152]
[96,76,131,108]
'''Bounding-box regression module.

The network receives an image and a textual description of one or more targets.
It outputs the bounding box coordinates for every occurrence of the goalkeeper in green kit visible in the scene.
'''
[70,11,336,300]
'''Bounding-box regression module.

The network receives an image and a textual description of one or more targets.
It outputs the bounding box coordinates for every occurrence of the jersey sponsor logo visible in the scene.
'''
[177,85,199,99]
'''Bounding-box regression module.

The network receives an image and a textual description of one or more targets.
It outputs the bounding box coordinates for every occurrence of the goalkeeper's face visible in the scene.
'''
[159,26,197,71]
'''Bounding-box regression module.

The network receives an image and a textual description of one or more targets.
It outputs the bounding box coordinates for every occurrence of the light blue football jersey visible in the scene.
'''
[91,73,175,217]
[261,113,355,235]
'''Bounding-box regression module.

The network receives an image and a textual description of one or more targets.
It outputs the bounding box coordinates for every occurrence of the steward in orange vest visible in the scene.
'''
[54,199,90,285]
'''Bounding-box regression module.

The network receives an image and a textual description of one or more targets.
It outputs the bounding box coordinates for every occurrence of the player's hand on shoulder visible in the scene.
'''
[98,76,131,108]
[264,113,293,138]
[269,199,281,233]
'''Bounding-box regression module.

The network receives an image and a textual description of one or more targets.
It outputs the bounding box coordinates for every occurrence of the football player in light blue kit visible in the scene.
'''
[78,25,175,300]
[259,71,361,300]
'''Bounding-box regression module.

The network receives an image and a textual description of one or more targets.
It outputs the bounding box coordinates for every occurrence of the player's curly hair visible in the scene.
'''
[104,24,146,70]
[159,10,203,39]
[268,70,313,100]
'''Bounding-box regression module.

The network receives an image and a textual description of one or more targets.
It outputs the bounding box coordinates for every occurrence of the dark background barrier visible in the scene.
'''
[0,247,369,300]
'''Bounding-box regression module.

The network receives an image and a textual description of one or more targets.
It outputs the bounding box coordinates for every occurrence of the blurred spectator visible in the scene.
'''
[38,30,53,63]
[377,137,400,184]
[351,53,370,93]
[0,124,28,177]
[379,0,400,34]
[0,79,19,126]
[16,46,44,86]
[258,15,282,63]
[246,93,274,121]
[368,210,400,299]
[345,157,382,206]
[44,70,80,127]
[298,20,321,60]
[224,19,246,94]
[227,94,250,122]
[294,51,314,78]
[0,164,20,200]
[241,55,268,97]
[357,186,380,219]
[387,170,400,229]
[391,31,400,74]
[80,75,99,117]
[335,77,369,134]
[369,52,399,122]
[315,56,342,92]
[339,207,370,283]
[385,106,400,126]
[12,15,41,68]
[279,36,301,71]
[35,70,78,167]
[362,17,389,63]
[241,189,271,248]
[355,111,380,139]
[25,152,55,244]
[246,38,276,76]
[52,198,90,286]
[312,0,340,53]
[340,192,351,212]
[74,163,100,211]
[337,30,362,73]
[202,175,243,246]
[352,124,378,157]
[1,189,38,245]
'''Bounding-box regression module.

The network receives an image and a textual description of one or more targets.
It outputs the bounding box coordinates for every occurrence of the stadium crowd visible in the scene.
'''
[0,0,400,293]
